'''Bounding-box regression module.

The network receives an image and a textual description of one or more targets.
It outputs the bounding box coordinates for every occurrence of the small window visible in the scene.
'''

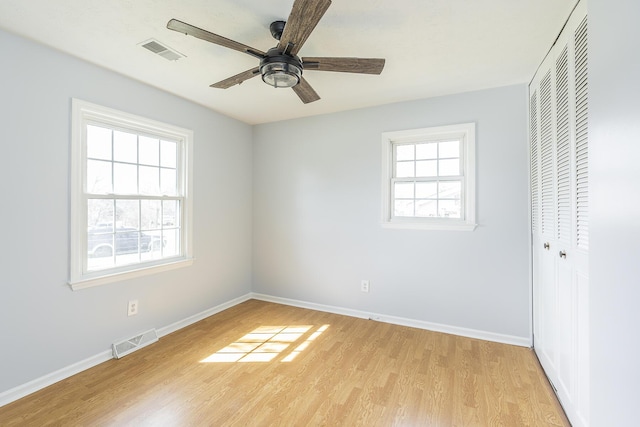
[381,123,476,231]
[70,99,193,289]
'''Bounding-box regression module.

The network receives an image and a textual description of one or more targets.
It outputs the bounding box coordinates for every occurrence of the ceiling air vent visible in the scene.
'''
[140,39,185,61]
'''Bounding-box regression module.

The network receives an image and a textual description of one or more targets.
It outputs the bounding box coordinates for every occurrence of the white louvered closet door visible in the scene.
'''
[530,2,589,427]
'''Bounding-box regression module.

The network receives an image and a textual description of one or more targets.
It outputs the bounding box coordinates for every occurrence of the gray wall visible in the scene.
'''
[589,0,640,425]
[0,29,253,393]
[252,85,531,340]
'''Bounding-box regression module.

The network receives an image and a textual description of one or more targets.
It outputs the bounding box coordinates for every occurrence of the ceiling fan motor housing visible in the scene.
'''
[260,47,303,88]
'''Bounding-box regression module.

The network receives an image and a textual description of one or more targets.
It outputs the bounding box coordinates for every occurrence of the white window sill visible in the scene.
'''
[381,221,478,231]
[69,258,194,291]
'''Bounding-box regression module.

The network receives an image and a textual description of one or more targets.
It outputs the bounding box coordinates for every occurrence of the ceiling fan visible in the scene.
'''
[167,0,385,104]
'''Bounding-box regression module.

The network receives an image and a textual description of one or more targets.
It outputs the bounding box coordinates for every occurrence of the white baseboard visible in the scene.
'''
[251,293,532,348]
[1,291,530,408]
[0,293,253,408]
[0,350,113,408]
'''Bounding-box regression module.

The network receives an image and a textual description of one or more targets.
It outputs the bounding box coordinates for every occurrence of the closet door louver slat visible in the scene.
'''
[539,71,554,239]
[574,17,589,250]
[530,91,539,233]
[556,47,571,246]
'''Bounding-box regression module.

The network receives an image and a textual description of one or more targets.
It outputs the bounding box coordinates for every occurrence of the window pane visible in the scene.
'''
[416,143,437,160]
[87,224,115,266]
[439,159,460,176]
[139,136,159,166]
[116,199,139,229]
[394,200,414,217]
[416,160,437,177]
[161,140,177,168]
[113,163,137,194]
[439,140,460,158]
[396,144,414,161]
[439,181,462,199]
[87,199,115,268]
[87,125,112,160]
[396,161,414,178]
[438,200,461,218]
[141,200,161,230]
[415,182,437,199]
[113,130,138,163]
[141,229,163,261]
[163,200,179,227]
[139,166,160,195]
[160,168,177,196]
[394,182,414,199]
[115,229,141,266]
[415,200,437,217]
[162,228,180,257]
[87,159,112,194]
[88,199,114,228]
[114,131,137,163]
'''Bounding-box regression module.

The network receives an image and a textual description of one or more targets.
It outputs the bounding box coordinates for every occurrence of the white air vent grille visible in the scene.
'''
[140,39,184,61]
[112,329,159,359]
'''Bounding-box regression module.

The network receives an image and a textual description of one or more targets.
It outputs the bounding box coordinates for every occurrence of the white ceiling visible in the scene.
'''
[0,0,576,125]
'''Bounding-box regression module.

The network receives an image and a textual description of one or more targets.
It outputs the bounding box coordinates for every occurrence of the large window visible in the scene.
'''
[70,99,193,289]
[381,123,476,231]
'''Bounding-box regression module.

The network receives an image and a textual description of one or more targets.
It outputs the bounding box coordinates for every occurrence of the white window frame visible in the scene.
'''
[69,99,194,290]
[381,123,477,231]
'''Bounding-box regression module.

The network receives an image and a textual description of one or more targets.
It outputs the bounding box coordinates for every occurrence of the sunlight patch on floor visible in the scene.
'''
[200,324,329,363]
[282,324,329,362]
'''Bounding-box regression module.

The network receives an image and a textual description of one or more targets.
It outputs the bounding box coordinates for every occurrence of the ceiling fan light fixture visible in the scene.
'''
[261,62,301,88]
[260,48,303,88]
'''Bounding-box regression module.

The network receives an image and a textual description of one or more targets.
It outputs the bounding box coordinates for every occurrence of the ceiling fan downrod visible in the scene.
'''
[269,20,286,41]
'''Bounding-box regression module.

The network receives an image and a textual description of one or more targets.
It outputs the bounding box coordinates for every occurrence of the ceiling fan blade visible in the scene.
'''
[278,0,332,56]
[167,19,265,59]
[292,77,321,103]
[210,67,261,89]
[302,57,385,74]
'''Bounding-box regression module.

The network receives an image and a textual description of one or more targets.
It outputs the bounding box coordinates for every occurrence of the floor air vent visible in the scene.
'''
[112,329,159,359]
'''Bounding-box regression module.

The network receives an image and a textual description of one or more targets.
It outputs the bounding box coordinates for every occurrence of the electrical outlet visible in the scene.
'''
[128,300,139,316]
[361,280,370,293]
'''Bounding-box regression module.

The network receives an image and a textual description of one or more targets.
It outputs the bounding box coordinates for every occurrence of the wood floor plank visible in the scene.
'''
[0,300,570,426]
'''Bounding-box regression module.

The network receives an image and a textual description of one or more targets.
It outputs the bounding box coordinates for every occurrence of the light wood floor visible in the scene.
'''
[0,300,569,426]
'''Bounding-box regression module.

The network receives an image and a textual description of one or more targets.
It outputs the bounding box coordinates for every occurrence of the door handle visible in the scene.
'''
[559,250,567,259]
[543,242,550,250]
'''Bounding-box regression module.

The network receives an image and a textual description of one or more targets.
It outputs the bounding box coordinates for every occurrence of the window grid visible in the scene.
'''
[391,140,464,219]
[85,197,181,265]
[85,124,179,197]
[84,124,183,273]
